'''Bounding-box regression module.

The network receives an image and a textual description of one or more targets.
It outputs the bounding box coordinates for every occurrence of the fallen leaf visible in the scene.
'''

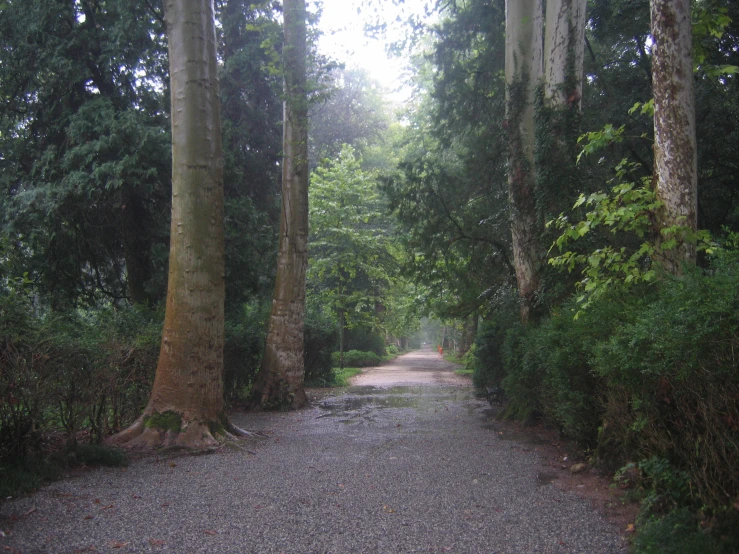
[148,539,166,547]
[132,495,141,499]
[204,530,217,536]
[570,463,588,474]
[168,462,176,468]
[160,503,170,508]
[101,504,114,510]
[23,508,36,517]
[83,515,94,520]
[111,541,129,549]
[625,523,636,533]
[382,505,395,513]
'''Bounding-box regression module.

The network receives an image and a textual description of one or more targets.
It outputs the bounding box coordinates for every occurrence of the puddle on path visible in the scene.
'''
[317,385,475,419]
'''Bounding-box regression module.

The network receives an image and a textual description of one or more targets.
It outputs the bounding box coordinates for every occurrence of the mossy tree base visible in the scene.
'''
[108,411,251,451]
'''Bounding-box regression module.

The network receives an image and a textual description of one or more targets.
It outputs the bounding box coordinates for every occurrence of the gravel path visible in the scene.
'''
[0,349,626,553]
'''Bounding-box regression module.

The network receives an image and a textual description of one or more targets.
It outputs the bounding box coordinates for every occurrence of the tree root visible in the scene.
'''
[108,414,265,452]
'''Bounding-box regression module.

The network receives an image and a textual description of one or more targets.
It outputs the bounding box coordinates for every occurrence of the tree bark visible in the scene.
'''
[544,0,587,109]
[505,0,543,324]
[651,0,697,272]
[249,0,309,410]
[110,0,241,449]
[120,184,154,306]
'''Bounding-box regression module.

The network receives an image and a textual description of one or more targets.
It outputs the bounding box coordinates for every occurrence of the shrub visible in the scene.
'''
[500,322,543,423]
[0,294,52,457]
[304,308,339,386]
[592,252,739,508]
[332,350,382,368]
[345,327,386,356]
[469,320,509,392]
[223,301,269,405]
[386,344,399,356]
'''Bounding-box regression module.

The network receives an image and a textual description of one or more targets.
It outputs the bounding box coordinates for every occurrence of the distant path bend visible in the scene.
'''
[350,346,469,387]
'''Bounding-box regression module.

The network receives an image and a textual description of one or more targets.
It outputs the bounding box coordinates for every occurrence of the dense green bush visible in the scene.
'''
[345,327,386,356]
[480,247,739,549]
[592,251,739,507]
[468,319,510,392]
[223,301,270,405]
[332,349,382,368]
[386,344,399,356]
[0,297,161,457]
[304,308,339,386]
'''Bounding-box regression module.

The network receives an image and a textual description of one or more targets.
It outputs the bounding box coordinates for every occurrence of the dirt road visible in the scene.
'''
[350,348,470,387]
[0,348,626,553]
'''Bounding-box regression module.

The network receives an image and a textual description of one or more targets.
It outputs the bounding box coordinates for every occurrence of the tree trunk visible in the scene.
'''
[249,0,309,410]
[338,308,346,371]
[544,0,587,109]
[110,0,240,450]
[505,0,543,324]
[120,184,154,306]
[651,0,697,273]
[536,0,587,249]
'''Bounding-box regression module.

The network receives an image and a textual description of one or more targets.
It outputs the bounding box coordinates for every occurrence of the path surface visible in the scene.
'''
[0,349,626,553]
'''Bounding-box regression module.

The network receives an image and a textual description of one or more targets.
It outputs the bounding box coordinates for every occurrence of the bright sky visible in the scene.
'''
[315,0,435,103]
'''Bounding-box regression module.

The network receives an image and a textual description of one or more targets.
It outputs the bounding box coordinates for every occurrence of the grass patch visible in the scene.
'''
[0,444,128,499]
[72,444,128,467]
[0,458,61,499]
[332,367,363,387]
[454,369,474,376]
[444,353,464,364]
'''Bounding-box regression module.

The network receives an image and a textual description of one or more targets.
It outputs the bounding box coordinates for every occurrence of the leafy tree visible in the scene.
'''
[308,146,397,366]
[218,0,283,307]
[0,0,171,307]
[309,67,391,167]
[385,0,514,323]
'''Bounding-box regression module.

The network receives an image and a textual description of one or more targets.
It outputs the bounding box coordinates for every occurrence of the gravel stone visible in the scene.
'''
[0,350,626,553]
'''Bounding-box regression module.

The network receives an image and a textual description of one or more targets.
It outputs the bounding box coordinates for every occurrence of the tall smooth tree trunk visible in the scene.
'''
[536,0,587,237]
[505,0,543,324]
[249,0,309,409]
[111,0,241,449]
[544,0,587,109]
[651,0,697,272]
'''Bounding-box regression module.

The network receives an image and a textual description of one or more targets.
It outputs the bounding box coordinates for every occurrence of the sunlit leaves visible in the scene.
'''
[308,145,397,330]
[548,159,716,316]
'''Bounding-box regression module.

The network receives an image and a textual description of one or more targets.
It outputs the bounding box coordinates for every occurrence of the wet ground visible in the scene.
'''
[0,348,627,553]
